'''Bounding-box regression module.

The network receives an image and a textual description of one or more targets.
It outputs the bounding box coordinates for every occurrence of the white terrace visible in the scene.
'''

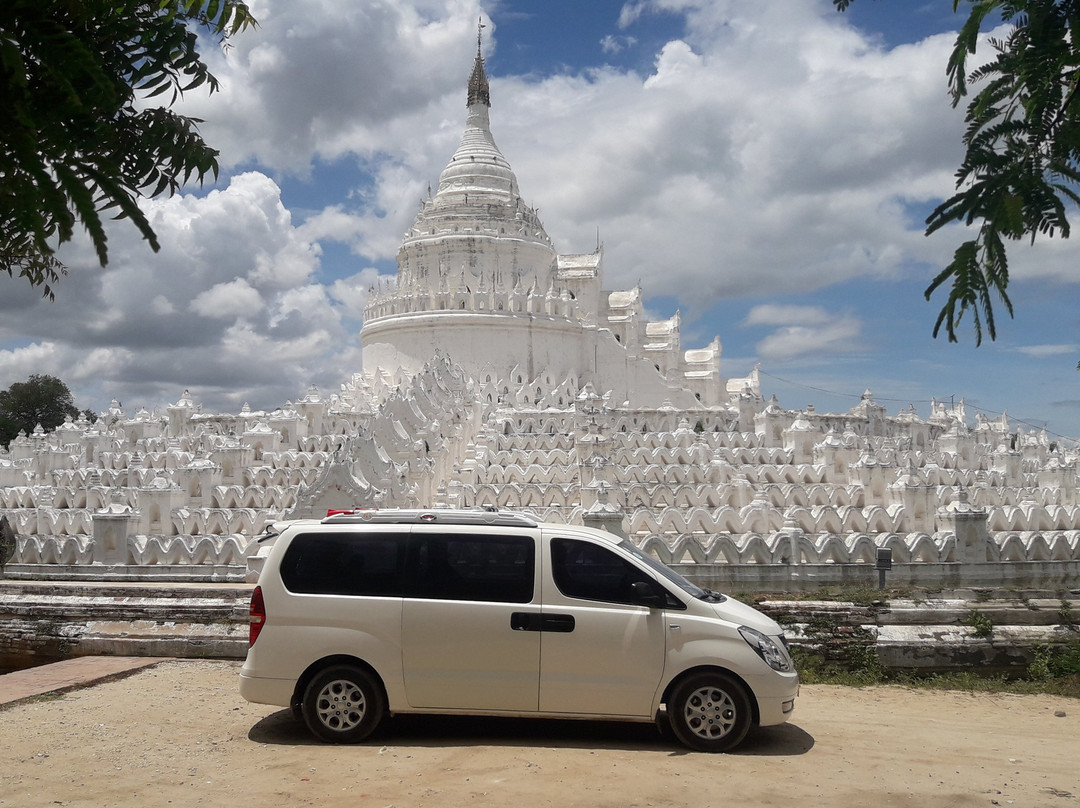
[1,355,1078,590]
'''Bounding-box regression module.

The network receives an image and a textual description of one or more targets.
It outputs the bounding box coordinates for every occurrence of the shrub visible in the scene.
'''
[966,608,993,638]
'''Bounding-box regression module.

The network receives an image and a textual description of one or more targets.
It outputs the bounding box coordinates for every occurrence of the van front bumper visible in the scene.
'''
[756,691,798,726]
[745,671,799,727]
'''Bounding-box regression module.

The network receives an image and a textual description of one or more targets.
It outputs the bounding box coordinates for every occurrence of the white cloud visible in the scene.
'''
[618,2,648,29]
[1014,344,1078,358]
[0,342,67,380]
[754,318,864,361]
[0,171,347,413]
[150,296,175,316]
[743,305,836,328]
[181,0,487,175]
[73,348,135,382]
[742,304,864,362]
[191,279,264,319]
[0,342,136,416]
[298,206,370,244]
[600,34,637,54]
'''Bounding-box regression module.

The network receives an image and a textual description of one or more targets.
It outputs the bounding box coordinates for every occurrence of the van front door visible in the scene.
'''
[401,528,541,711]
[538,538,667,717]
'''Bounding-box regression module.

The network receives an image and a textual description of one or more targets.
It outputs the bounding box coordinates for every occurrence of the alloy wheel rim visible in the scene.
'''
[683,685,736,740]
[316,679,366,731]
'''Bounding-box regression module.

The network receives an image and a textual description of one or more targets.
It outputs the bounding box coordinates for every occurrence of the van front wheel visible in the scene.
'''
[667,672,752,752]
[302,665,385,743]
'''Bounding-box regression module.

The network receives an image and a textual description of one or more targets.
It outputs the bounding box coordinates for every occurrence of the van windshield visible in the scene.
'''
[617,539,720,601]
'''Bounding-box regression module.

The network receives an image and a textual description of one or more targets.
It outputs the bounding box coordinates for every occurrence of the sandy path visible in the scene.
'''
[0,660,1076,807]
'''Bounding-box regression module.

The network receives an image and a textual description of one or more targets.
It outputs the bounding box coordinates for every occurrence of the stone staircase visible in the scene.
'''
[0,580,251,669]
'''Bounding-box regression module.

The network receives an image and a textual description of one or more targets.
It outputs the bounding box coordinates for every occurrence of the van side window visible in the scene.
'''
[407,533,534,603]
[551,538,653,605]
[280,532,405,596]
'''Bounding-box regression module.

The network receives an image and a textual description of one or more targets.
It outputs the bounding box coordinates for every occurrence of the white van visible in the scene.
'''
[240,509,798,752]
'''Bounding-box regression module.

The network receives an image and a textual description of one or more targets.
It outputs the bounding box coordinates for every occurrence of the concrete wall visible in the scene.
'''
[677,560,1080,594]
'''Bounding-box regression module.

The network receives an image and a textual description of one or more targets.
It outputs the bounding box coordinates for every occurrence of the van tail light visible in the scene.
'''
[249,585,266,647]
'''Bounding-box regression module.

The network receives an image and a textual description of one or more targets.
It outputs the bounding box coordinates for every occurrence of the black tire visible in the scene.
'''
[301,665,385,743]
[667,672,752,752]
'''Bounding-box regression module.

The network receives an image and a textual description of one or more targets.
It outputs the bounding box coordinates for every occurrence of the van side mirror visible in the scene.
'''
[630,580,666,608]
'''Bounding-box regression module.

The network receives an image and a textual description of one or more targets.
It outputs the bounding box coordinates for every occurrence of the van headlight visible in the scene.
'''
[739,626,793,672]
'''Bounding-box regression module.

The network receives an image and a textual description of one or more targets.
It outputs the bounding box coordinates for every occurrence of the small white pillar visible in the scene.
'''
[92,493,138,565]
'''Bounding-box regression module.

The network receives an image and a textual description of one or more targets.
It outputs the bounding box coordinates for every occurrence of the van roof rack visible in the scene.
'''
[320,508,540,528]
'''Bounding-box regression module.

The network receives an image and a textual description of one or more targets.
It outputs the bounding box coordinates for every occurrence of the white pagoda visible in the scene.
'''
[360,33,725,409]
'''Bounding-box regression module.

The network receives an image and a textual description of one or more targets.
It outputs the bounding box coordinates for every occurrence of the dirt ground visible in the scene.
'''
[0,660,1076,808]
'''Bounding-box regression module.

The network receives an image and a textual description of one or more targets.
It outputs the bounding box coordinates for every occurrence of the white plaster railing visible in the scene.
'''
[9,525,1078,569]
[636,530,1080,566]
[127,534,250,566]
[13,534,94,565]
[11,532,250,566]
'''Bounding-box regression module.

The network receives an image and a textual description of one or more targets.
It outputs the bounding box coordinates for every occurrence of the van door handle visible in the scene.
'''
[510,612,542,631]
[541,614,575,633]
[510,613,575,632]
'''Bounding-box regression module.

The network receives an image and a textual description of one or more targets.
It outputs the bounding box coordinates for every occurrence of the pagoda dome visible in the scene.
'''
[434,107,519,204]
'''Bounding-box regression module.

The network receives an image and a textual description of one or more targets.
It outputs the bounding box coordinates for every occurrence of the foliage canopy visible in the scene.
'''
[835,0,1080,344]
[0,0,256,298]
[0,374,80,447]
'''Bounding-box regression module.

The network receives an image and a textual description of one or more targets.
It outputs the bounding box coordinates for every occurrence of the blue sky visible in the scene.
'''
[2,0,1079,442]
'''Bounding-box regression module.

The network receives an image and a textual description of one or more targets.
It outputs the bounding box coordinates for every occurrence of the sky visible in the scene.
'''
[3,0,1080,442]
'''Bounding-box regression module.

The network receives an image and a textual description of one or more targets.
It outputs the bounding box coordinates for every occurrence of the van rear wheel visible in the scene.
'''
[302,665,385,743]
[667,672,752,752]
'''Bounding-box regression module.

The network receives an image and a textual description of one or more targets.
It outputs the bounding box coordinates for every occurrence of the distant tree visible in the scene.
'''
[0,1,256,298]
[0,514,15,568]
[835,0,1080,344]
[0,374,80,447]
[0,412,18,450]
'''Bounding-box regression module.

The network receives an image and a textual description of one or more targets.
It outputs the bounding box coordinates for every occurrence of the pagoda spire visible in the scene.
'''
[467,17,490,107]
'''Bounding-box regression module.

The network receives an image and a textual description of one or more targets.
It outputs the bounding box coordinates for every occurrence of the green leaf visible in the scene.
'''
[0,0,256,295]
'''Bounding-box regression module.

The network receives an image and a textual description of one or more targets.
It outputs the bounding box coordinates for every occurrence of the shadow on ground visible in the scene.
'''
[248,709,814,756]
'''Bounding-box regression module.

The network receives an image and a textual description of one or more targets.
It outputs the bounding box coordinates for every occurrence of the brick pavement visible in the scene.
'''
[0,656,170,707]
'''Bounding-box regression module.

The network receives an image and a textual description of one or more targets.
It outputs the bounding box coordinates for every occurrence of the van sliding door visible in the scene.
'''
[401,527,541,711]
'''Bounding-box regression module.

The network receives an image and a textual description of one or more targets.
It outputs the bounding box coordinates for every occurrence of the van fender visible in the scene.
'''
[283,626,407,711]
[654,663,761,728]
[652,629,765,718]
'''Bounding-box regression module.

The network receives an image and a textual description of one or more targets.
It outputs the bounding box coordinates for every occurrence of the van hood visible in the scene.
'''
[708,597,784,635]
